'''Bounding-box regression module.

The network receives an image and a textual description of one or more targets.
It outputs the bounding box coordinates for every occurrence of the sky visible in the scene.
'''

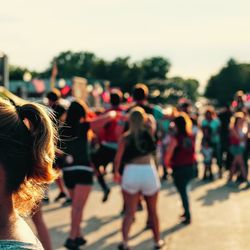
[1,0,250,91]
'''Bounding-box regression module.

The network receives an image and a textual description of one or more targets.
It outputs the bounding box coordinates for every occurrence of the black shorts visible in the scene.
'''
[91,144,117,168]
[63,167,94,189]
[53,156,65,169]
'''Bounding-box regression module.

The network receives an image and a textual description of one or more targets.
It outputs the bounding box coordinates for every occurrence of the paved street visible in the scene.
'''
[40,169,250,250]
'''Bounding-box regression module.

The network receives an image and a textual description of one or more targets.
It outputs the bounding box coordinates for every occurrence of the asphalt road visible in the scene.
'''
[39,166,250,250]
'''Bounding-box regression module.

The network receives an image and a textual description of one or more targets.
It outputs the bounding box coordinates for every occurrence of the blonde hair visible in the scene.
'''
[0,98,58,216]
[128,107,153,153]
[229,112,245,130]
[129,107,147,134]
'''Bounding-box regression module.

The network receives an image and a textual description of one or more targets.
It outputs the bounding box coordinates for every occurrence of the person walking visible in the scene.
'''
[165,113,196,224]
[62,100,116,250]
[114,107,164,250]
[228,112,249,184]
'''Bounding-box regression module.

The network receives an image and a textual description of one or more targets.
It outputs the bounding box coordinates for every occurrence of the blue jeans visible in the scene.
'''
[173,166,194,219]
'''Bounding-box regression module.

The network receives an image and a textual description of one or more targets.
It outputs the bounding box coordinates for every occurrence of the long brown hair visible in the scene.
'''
[128,107,153,153]
[0,98,58,216]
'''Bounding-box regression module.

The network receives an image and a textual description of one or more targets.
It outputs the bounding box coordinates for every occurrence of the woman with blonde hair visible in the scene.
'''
[0,97,58,249]
[114,107,164,250]
[228,112,248,183]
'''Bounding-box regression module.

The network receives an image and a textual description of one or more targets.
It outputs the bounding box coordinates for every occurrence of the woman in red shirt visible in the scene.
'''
[165,113,195,224]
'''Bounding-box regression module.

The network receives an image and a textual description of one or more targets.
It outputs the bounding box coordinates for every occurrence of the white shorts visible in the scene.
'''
[121,163,161,196]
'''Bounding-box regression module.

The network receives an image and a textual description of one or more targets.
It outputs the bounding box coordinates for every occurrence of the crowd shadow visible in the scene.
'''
[49,213,121,249]
[132,222,186,250]
[84,230,119,250]
[84,214,121,235]
[162,177,213,197]
[196,182,247,206]
[82,221,186,250]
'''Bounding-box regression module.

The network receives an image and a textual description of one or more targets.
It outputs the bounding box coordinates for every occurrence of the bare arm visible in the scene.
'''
[164,137,177,168]
[88,111,116,134]
[147,114,157,135]
[113,136,126,175]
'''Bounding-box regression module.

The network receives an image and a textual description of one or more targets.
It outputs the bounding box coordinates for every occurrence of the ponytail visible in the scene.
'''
[0,98,58,216]
[17,103,57,182]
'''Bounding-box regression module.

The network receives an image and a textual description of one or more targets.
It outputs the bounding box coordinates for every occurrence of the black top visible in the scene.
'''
[122,129,156,164]
[62,122,91,167]
[52,103,66,123]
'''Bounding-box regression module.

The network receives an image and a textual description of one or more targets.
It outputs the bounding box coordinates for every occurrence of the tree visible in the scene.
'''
[141,57,171,80]
[107,57,131,88]
[147,77,199,104]
[9,65,38,80]
[205,59,250,105]
[42,51,98,79]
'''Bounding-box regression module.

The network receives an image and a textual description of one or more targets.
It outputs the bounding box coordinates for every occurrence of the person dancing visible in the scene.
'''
[165,113,196,224]
[114,107,164,250]
[62,100,116,250]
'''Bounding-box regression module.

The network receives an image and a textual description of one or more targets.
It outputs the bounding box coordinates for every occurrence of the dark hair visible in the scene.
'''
[65,101,88,136]
[173,114,192,136]
[0,98,58,215]
[46,88,61,102]
[133,84,148,101]
[110,89,122,106]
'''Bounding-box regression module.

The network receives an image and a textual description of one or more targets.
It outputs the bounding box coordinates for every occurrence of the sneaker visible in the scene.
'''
[120,207,125,216]
[62,198,72,207]
[118,243,130,250]
[64,238,79,250]
[54,192,66,202]
[42,197,50,204]
[154,239,165,249]
[181,217,191,225]
[75,237,87,246]
[144,222,152,231]
[102,188,110,203]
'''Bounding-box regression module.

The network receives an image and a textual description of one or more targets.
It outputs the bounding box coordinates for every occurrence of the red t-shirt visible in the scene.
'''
[99,106,126,143]
[171,134,196,167]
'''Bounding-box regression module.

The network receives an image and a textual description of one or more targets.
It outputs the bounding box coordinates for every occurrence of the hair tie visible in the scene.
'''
[16,105,31,131]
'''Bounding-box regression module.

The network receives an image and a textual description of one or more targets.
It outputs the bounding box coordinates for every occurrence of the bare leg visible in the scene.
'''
[55,177,66,193]
[122,190,140,246]
[144,192,160,243]
[69,185,91,239]
[32,207,52,250]
[237,155,248,180]
[68,188,74,200]
[228,158,237,181]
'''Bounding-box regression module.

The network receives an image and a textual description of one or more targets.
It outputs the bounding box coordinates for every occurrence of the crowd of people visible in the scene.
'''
[0,84,249,250]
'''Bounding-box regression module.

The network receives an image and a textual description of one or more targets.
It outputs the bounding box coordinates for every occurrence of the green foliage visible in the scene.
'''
[141,57,170,80]
[9,50,200,103]
[147,77,199,104]
[9,65,39,80]
[40,51,170,92]
[205,58,250,105]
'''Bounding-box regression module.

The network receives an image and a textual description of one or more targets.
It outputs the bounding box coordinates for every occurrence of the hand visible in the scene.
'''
[113,172,121,184]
